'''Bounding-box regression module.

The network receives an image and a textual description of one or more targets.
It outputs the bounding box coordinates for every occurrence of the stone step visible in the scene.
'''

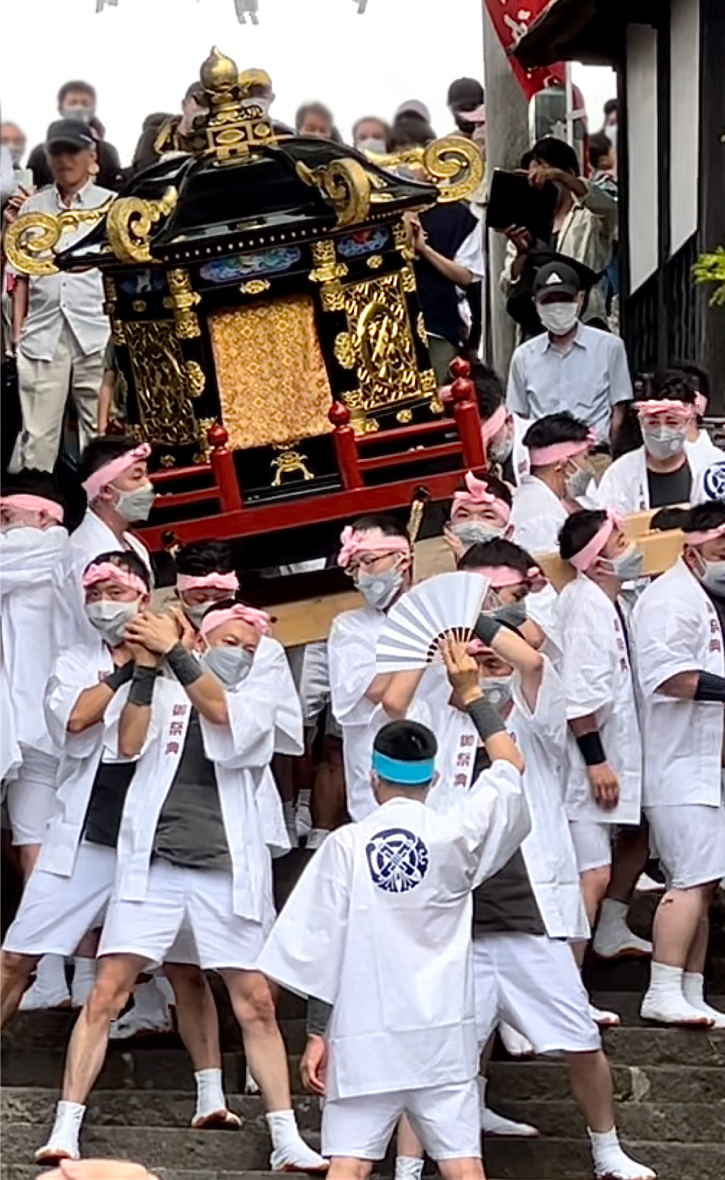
[0,1173,406,1180]
[584,953,725,994]
[482,1137,724,1180]
[490,1099,725,1142]
[489,1061,725,1104]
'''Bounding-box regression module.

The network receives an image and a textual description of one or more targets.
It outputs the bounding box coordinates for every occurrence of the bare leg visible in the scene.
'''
[565,1049,615,1133]
[164,962,221,1070]
[64,955,147,1102]
[0,949,40,1027]
[651,886,708,967]
[580,866,611,928]
[684,893,715,974]
[607,827,650,903]
[17,843,41,880]
[594,828,652,958]
[438,1159,486,1180]
[312,735,346,832]
[328,1161,372,1180]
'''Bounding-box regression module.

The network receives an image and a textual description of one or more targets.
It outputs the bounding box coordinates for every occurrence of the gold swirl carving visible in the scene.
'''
[124,320,199,448]
[106,187,178,264]
[422,136,484,203]
[333,332,357,370]
[416,312,428,344]
[367,254,383,270]
[396,408,413,424]
[184,361,206,397]
[195,417,217,464]
[240,279,271,295]
[297,158,370,227]
[420,369,438,396]
[4,201,113,276]
[309,240,348,284]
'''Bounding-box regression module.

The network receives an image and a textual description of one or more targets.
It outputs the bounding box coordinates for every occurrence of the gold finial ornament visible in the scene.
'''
[199,46,274,159]
[105,188,178,264]
[201,46,239,92]
[238,68,272,96]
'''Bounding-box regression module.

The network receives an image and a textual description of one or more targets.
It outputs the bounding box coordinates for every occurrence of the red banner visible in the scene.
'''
[483,0,566,100]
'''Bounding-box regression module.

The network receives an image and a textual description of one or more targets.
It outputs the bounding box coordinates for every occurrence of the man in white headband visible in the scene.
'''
[557,511,651,975]
[471,360,530,487]
[444,470,514,559]
[59,437,156,647]
[328,515,414,822]
[0,470,70,1010]
[1,553,240,1161]
[48,598,325,1173]
[511,412,597,555]
[174,539,240,630]
[632,501,725,1027]
[599,373,720,515]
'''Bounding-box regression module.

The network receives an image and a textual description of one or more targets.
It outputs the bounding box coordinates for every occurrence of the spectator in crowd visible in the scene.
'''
[1,122,27,170]
[26,82,123,191]
[390,100,435,150]
[602,98,619,148]
[501,136,618,327]
[296,102,334,139]
[670,359,721,460]
[10,120,114,474]
[588,133,618,197]
[447,77,486,140]
[352,116,391,155]
[405,203,483,386]
[506,262,633,446]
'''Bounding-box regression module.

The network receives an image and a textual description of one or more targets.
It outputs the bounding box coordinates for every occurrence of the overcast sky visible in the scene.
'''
[1,0,616,163]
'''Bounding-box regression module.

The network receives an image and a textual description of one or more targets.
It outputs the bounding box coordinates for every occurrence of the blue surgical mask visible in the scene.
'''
[697,558,725,597]
[600,545,645,582]
[201,646,254,689]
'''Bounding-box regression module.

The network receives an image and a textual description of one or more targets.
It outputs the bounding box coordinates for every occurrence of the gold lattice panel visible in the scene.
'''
[208,295,334,450]
[124,320,198,446]
[336,271,422,417]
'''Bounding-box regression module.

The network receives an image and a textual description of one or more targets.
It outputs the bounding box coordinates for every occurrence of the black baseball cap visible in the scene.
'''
[533,260,581,299]
[447,77,484,111]
[46,119,95,151]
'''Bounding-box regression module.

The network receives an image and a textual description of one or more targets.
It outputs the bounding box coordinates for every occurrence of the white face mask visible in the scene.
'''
[451,519,505,548]
[565,462,593,500]
[489,432,514,464]
[357,566,405,611]
[114,482,156,523]
[536,300,580,336]
[642,425,688,461]
[181,601,208,630]
[201,646,254,689]
[356,136,387,155]
[478,673,515,710]
[62,105,93,123]
[85,600,139,647]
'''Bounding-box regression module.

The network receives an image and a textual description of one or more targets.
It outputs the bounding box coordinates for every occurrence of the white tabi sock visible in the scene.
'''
[194,1068,227,1117]
[477,1075,539,1138]
[20,953,69,1009]
[283,800,298,846]
[71,957,96,1007]
[395,1156,425,1180]
[593,899,652,957]
[36,1100,85,1161]
[640,961,711,1024]
[266,1109,327,1170]
[133,977,169,1018]
[588,1126,656,1179]
[683,971,725,1027]
[646,961,682,998]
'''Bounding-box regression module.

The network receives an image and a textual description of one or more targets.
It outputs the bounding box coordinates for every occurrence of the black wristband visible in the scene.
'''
[466,694,507,741]
[166,642,202,687]
[474,613,503,646]
[575,730,606,767]
[694,671,725,703]
[127,665,159,707]
[104,662,135,693]
[306,997,332,1038]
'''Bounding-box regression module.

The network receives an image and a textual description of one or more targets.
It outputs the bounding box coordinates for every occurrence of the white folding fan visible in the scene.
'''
[376,572,493,673]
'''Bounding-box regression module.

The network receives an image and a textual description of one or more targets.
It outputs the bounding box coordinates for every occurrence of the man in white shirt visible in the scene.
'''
[506,262,633,446]
[510,412,597,555]
[11,119,113,472]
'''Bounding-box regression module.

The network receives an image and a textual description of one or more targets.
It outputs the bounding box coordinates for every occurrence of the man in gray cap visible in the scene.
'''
[10,119,113,473]
[506,260,633,447]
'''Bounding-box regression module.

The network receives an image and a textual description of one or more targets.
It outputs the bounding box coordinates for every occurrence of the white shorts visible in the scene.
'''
[472,933,601,1055]
[645,804,725,889]
[5,749,59,846]
[3,842,115,957]
[99,860,270,971]
[568,819,614,873]
[322,1080,480,1161]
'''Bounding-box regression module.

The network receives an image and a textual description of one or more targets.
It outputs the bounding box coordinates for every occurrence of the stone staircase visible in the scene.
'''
[2,894,724,1180]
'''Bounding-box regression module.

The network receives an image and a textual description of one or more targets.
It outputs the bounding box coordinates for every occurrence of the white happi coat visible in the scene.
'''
[108,637,302,921]
[510,475,568,555]
[38,638,117,876]
[557,574,642,826]
[597,440,721,515]
[328,605,388,821]
[511,413,531,487]
[0,525,68,780]
[259,759,529,1099]
[632,559,724,807]
[56,509,152,648]
[419,660,587,940]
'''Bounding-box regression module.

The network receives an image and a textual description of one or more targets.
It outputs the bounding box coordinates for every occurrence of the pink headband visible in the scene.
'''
[0,494,64,523]
[569,511,621,572]
[473,563,543,590]
[199,602,271,638]
[177,572,239,593]
[685,522,725,547]
[528,433,595,468]
[694,392,708,416]
[82,443,152,501]
[635,399,695,421]
[81,561,148,596]
[451,471,511,523]
[337,525,411,569]
[480,404,508,445]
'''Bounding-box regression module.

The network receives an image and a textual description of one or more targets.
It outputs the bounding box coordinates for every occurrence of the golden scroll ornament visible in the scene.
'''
[4,199,114,276]
[297,158,371,227]
[106,187,178,264]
